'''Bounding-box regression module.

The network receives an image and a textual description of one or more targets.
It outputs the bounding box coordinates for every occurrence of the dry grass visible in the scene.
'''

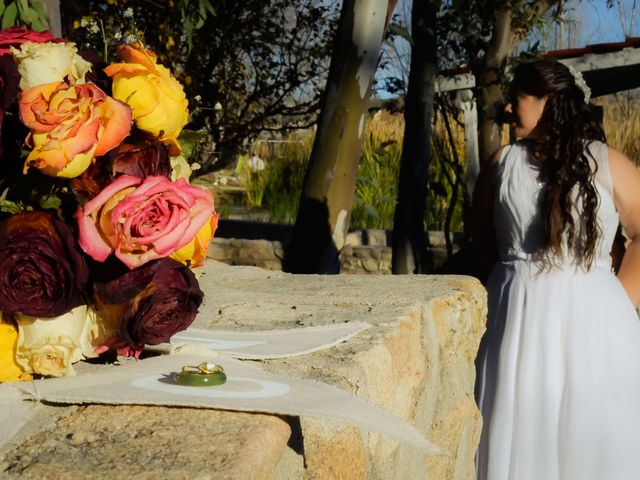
[231,92,640,230]
[593,92,640,163]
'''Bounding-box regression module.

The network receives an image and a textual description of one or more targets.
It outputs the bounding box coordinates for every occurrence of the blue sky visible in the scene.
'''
[520,0,639,49]
[375,0,640,98]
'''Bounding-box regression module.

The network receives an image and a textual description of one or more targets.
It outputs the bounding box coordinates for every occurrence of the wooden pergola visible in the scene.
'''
[436,38,640,196]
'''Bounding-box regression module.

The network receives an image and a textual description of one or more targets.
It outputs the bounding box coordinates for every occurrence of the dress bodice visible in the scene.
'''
[493,140,619,269]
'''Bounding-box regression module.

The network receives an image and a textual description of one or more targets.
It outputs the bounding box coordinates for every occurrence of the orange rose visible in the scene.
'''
[19,81,132,178]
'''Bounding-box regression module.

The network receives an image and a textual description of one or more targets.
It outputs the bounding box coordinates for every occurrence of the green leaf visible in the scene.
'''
[0,0,6,17]
[38,194,61,211]
[20,6,36,24]
[178,128,209,162]
[200,0,215,16]
[2,2,18,28]
[31,0,47,18]
[183,17,194,53]
[28,14,45,31]
[16,0,26,14]
[0,199,26,214]
[0,188,27,214]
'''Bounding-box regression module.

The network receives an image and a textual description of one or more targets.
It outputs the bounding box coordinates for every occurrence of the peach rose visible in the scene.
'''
[19,81,132,178]
[76,175,216,269]
[104,45,188,155]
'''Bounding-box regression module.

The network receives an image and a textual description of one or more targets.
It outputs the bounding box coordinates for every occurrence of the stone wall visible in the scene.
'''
[209,230,461,274]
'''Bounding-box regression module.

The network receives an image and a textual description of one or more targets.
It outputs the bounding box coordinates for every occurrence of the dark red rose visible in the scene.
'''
[0,27,64,55]
[92,258,203,352]
[69,156,111,200]
[70,130,171,201]
[78,50,112,95]
[108,130,171,179]
[0,211,89,317]
[0,55,18,110]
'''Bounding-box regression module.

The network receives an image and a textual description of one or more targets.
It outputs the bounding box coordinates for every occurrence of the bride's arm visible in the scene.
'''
[470,150,501,282]
[609,146,640,306]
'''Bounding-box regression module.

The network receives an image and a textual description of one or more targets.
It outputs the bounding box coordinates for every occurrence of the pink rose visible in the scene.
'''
[76,175,215,269]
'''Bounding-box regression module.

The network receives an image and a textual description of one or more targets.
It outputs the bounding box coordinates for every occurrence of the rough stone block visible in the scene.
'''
[361,258,380,272]
[1,406,292,480]
[1,261,486,479]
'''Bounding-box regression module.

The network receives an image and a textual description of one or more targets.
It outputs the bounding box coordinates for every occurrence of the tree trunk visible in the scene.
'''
[391,0,439,274]
[475,1,557,165]
[42,0,62,35]
[284,0,396,274]
[476,6,516,165]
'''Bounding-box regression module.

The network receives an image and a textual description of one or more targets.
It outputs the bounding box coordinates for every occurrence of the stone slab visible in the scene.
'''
[0,260,487,479]
[1,405,294,480]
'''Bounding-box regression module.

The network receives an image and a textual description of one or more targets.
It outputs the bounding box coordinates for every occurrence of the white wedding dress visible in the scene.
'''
[476,141,640,480]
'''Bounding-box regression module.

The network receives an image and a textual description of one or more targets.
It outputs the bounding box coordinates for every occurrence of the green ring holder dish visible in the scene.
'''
[174,370,227,386]
[174,362,227,387]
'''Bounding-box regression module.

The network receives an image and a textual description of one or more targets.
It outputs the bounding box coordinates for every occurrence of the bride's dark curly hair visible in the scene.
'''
[508,60,606,268]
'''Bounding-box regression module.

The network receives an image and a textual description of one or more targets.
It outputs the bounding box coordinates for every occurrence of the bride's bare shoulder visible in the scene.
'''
[608,146,640,238]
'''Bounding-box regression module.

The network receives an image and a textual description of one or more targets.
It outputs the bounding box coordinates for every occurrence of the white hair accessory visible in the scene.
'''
[565,64,591,104]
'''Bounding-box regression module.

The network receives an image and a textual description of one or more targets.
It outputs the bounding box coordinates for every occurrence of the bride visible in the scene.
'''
[472,60,640,479]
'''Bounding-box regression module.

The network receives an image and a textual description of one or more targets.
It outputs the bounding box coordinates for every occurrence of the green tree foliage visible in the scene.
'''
[0,0,49,30]
[60,0,339,168]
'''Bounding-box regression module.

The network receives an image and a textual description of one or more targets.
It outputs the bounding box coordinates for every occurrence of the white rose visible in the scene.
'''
[15,305,97,377]
[11,41,93,90]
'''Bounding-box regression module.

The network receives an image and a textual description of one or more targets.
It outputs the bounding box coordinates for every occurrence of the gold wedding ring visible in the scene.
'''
[175,361,227,387]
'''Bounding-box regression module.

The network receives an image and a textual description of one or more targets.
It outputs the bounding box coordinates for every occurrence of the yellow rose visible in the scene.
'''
[170,211,219,268]
[104,45,189,155]
[0,315,32,383]
[11,41,93,90]
[15,305,97,377]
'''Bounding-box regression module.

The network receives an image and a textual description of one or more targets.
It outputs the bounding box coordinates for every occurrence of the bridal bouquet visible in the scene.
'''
[0,27,219,382]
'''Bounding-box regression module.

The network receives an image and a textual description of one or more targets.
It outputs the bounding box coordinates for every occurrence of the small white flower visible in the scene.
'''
[248,155,265,172]
[214,102,223,111]
[114,31,123,40]
[80,18,88,27]
[123,7,134,18]
[89,24,100,34]
[218,176,228,185]
[190,162,201,171]
[125,33,137,44]
[194,95,202,102]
